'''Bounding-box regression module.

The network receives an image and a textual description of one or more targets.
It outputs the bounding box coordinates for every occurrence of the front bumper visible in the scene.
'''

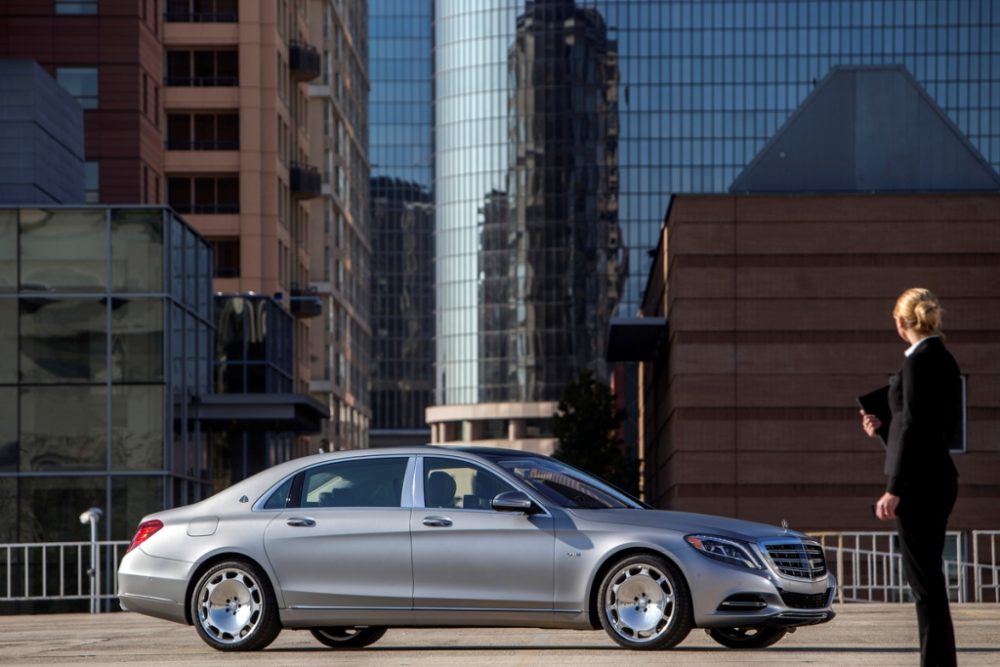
[682,551,837,629]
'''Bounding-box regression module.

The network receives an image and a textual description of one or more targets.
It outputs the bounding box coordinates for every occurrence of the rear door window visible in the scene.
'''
[298,457,409,508]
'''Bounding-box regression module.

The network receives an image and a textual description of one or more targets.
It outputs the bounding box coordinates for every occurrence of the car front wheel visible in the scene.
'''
[310,626,387,648]
[707,626,788,649]
[190,559,281,651]
[598,553,692,650]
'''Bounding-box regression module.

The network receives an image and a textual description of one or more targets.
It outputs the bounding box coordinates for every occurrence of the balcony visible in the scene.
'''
[164,76,238,87]
[166,139,239,151]
[290,162,322,199]
[289,40,321,81]
[289,285,322,319]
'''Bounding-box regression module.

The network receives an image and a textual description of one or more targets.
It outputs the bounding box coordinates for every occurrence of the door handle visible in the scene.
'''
[422,516,453,527]
[286,517,316,527]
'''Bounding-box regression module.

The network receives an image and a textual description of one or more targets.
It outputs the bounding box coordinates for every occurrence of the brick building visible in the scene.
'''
[614,67,1000,533]
[0,0,164,204]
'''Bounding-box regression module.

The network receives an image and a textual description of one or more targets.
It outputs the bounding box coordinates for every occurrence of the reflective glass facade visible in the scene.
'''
[433,0,1000,406]
[212,294,296,488]
[369,0,435,440]
[0,207,213,543]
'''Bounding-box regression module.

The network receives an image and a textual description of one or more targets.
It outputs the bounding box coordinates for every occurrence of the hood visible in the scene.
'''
[569,508,810,542]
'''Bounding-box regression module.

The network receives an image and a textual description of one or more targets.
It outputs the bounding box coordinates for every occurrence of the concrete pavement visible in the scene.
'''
[1,604,999,666]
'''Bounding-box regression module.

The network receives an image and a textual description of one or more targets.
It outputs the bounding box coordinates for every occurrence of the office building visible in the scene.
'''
[0,60,85,205]
[368,0,434,447]
[0,1,165,204]
[426,0,1000,450]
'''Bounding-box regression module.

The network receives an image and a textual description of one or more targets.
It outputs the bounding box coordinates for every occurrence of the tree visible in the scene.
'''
[552,370,636,494]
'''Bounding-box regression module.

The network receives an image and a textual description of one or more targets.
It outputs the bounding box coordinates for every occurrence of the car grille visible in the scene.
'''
[780,588,832,609]
[764,541,827,579]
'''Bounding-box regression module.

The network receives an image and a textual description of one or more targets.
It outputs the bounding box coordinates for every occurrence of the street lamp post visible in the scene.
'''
[79,507,103,614]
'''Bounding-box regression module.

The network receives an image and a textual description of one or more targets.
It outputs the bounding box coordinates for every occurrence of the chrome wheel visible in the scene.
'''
[598,554,692,650]
[190,560,280,651]
[606,563,673,642]
[197,567,263,643]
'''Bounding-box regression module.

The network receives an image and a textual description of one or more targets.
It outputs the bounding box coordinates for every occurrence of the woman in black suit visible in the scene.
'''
[861,287,960,667]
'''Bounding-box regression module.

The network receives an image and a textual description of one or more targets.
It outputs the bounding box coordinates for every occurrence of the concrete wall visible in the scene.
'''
[641,193,1000,532]
[0,60,84,204]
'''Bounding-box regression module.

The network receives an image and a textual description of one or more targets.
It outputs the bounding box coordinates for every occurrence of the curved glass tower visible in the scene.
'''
[429,0,1000,442]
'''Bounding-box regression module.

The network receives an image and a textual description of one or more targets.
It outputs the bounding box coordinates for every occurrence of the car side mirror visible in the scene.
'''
[491,491,538,514]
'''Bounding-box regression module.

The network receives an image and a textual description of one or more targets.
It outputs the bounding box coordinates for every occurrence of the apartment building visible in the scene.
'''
[306,0,371,451]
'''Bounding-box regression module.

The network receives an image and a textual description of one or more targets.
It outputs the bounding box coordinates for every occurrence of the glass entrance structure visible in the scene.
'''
[0,206,212,544]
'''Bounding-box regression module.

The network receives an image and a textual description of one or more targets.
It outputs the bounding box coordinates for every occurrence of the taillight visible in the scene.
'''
[127,519,164,554]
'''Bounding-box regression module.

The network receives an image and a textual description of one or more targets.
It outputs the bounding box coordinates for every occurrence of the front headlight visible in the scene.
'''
[685,534,762,569]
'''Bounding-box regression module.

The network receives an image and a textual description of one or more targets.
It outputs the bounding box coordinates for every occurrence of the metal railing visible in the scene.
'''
[2,531,999,612]
[1,541,129,611]
[972,530,1000,603]
[810,530,1000,604]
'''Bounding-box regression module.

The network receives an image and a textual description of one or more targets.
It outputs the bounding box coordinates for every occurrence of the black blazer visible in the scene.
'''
[885,337,961,499]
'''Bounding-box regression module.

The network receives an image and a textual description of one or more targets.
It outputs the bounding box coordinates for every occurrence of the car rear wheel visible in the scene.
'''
[310,626,387,648]
[598,553,692,650]
[707,626,788,649]
[190,560,281,652]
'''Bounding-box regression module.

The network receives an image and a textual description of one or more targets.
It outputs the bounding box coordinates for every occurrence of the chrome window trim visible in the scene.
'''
[252,454,415,511]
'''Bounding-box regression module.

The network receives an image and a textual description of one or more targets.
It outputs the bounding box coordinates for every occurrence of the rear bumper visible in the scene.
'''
[117,548,194,625]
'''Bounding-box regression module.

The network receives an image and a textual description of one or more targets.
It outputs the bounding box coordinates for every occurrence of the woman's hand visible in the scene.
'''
[860,409,882,437]
[875,491,900,520]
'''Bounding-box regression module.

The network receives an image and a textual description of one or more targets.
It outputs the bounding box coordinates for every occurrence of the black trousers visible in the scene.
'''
[896,481,958,667]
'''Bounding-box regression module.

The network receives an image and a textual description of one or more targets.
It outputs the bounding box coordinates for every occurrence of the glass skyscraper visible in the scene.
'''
[430,0,999,416]
[369,0,436,446]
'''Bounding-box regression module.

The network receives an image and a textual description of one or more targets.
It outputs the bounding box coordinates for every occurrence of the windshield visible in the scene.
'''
[494,457,645,510]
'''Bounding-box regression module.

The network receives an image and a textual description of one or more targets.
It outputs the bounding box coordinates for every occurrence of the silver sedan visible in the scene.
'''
[118,446,835,651]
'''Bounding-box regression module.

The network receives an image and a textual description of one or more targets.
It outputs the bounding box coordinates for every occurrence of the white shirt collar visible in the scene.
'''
[904,335,938,357]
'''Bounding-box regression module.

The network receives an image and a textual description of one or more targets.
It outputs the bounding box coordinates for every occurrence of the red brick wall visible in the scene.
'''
[641,193,1000,532]
[0,1,164,203]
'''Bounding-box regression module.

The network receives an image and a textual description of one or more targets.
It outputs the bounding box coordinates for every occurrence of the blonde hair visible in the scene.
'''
[893,287,944,337]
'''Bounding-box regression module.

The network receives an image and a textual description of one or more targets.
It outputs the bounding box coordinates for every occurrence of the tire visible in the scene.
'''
[310,626,388,649]
[190,559,282,652]
[597,553,692,650]
[707,626,788,649]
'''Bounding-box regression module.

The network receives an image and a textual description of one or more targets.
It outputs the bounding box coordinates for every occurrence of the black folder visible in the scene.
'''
[856,385,891,446]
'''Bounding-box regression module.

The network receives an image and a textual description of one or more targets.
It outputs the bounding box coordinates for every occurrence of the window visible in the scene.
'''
[167,175,239,214]
[297,457,409,508]
[209,238,240,278]
[261,477,294,510]
[55,67,99,109]
[165,0,238,22]
[422,457,515,511]
[83,161,99,203]
[165,50,238,86]
[166,112,239,150]
[55,0,97,14]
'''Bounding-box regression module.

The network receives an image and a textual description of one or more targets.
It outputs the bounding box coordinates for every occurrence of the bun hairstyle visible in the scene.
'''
[893,287,944,337]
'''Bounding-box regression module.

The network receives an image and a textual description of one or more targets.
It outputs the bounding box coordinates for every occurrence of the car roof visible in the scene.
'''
[334,445,550,460]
